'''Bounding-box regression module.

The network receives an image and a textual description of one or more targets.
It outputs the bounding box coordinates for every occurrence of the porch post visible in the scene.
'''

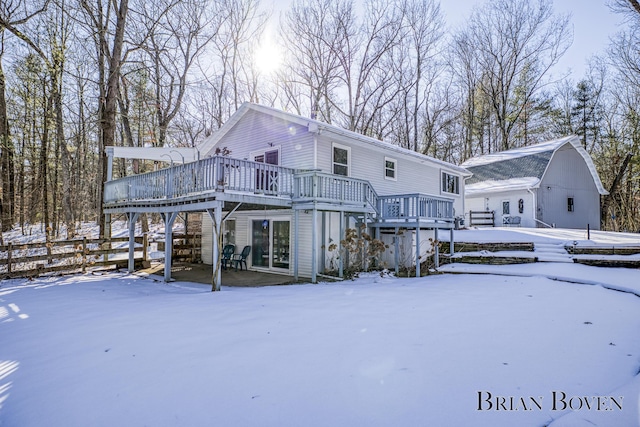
[311,207,318,283]
[128,212,140,273]
[415,226,420,278]
[162,212,179,282]
[434,227,439,269]
[293,209,299,281]
[207,205,223,292]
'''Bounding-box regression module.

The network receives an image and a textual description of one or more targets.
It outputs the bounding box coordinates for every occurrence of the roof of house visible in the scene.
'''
[197,102,471,176]
[462,136,608,195]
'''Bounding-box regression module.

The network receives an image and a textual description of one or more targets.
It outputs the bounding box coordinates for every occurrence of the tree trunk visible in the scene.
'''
[0,59,14,232]
[99,0,129,238]
[601,152,633,229]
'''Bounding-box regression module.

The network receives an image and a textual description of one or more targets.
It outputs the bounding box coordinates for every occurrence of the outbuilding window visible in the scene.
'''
[568,197,574,212]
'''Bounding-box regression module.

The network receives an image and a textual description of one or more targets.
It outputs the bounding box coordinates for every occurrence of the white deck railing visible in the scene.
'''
[293,171,378,211]
[377,193,454,223]
[104,156,296,203]
[104,157,454,225]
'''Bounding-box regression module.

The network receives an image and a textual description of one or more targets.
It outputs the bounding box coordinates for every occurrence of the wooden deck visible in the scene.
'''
[103,155,456,227]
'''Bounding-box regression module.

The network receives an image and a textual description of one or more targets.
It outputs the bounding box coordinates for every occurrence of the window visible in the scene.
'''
[568,197,574,212]
[502,201,510,215]
[332,143,350,176]
[223,219,236,245]
[384,157,397,180]
[441,172,460,195]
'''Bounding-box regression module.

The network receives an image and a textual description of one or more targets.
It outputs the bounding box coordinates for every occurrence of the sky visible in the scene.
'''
[440,0,624,79]
[267,0,625,80]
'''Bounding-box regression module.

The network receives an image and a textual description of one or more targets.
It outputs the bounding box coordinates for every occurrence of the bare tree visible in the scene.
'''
[460,0,571,150]
[138,0,215,148]
[0,0,50,232]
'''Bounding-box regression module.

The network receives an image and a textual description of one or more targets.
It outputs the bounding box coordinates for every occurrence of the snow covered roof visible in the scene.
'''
[197,102,471,176]
[462,136,608,195]
[465,177,541,196]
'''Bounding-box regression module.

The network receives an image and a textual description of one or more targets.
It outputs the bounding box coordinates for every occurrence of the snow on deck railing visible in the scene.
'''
[104,156,297,203]
[377,194,454,222]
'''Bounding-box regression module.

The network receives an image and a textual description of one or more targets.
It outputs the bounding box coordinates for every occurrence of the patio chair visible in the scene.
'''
[233,245,251,271]
[221,244,235,270]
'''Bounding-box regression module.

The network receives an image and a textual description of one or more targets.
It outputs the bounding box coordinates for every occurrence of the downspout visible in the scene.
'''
[527,188,536,227]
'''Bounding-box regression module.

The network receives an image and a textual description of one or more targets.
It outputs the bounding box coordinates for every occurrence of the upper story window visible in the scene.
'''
[384,157,397,180]
[441,172,460,195]
[332,143,350,176]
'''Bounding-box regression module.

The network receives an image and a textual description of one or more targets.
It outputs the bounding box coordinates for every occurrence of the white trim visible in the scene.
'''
[248,214,292,273]
[331,142,351,177]
[384,157,397,181]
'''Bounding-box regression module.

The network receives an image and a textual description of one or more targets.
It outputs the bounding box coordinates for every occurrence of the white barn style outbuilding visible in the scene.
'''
[462,136,608,230]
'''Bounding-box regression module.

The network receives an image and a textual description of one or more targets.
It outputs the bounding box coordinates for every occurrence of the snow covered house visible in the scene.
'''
[103,103,470,287]
[462,136,608,229]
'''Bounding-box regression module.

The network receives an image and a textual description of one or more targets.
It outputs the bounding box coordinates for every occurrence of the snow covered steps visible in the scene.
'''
[534,242,574,263]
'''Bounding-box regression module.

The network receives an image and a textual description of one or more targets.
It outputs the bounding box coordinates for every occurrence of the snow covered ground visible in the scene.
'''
[1,262,639,426]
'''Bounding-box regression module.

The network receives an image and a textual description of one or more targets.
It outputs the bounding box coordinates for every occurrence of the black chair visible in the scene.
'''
[221,244,235,270]
[233,246,251,271]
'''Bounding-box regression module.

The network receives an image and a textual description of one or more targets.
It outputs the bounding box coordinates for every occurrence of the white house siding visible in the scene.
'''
[539,145,601,230]
[466,191,536,227]
[315,132,465,216]
[206,109,316,170]
[201,209,321,278]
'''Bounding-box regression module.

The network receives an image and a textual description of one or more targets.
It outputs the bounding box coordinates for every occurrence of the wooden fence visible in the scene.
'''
[0,236,149,279]
[469,210,495,227]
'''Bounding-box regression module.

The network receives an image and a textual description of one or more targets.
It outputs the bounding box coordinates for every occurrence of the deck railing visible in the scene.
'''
[104,156,296,203]
[377,193,454,223]
[293,171,378,212]
[104,158,454,225]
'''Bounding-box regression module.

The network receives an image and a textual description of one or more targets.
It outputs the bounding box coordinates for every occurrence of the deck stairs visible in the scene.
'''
[534,242,574,263]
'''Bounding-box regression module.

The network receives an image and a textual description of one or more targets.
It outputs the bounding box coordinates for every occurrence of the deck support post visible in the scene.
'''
[162,212,179,282]
[311,207,318,283]
[293,209,299,281]
[321,212,326,273]
[415,226,421,278]
[434,227,439,269]
[207,205,223,291]
[104,147,114,241]
[394,226,399,276]
[450,228,455,256]
[127,212,140,273]
[339,211,344,279]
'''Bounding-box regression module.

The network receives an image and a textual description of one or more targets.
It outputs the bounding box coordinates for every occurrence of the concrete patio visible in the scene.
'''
[142,261,308,287]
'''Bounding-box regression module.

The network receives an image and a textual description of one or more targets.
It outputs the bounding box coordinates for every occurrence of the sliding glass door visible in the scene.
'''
[251,219,290,270]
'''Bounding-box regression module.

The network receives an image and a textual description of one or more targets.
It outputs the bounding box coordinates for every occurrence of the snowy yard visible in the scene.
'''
[1,261,639,426]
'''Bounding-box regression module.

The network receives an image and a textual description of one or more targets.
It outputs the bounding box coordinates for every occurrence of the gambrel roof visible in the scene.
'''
[462,136,608,195]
